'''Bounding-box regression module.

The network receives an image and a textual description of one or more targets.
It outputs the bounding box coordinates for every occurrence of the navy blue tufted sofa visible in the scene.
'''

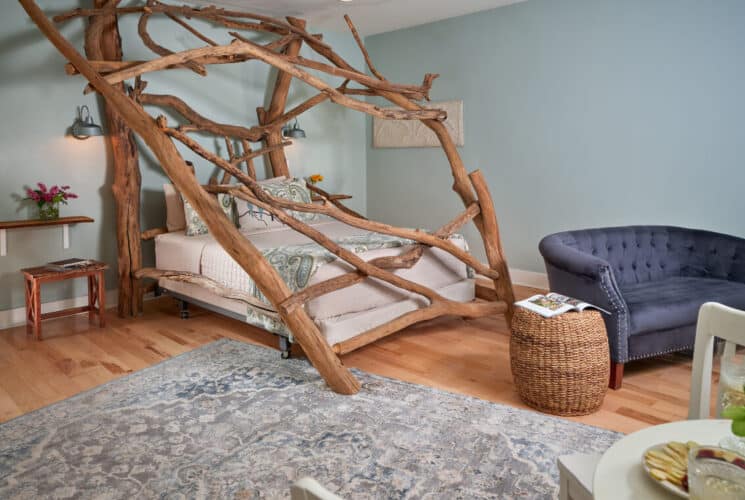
[539,226,745,389]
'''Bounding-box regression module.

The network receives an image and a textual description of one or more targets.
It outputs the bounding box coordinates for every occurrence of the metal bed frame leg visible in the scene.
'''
[178,299,190,319]
[279,336,291,359]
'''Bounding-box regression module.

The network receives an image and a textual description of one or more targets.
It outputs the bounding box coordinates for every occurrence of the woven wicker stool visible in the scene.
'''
[510,307,609,416]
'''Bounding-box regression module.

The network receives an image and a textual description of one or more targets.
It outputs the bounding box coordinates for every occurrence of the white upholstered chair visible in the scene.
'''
[688,302,745,419]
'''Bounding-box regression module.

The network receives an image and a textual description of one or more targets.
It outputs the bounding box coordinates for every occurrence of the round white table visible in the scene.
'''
[593,419,732,499]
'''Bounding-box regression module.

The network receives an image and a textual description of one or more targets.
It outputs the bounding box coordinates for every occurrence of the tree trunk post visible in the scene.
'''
[84,0,142,317]
[258,17,306,178]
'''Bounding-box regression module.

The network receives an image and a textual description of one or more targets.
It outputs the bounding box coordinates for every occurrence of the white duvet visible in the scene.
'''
[155,221,472,320]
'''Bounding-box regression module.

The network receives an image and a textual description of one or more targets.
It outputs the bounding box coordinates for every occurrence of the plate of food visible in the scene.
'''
[642,441,698,498]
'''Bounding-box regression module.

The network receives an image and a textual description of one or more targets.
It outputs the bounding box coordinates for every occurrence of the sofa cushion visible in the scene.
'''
[623,277,745,336]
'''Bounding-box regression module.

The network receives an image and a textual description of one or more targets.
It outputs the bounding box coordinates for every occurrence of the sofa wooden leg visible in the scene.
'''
[609,361,624,390]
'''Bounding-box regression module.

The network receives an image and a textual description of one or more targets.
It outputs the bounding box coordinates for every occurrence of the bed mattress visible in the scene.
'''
[155,221,473,321]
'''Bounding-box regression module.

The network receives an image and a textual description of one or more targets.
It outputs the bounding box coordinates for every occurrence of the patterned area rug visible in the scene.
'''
[0,340,620,499]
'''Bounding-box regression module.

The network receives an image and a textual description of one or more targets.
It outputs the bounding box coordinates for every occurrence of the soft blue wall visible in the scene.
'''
[0,1,365,312]
[4,0,744,313]
[365,0,745,272]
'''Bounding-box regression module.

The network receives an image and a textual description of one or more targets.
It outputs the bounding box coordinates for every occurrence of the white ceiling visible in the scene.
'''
[189,0,526,35]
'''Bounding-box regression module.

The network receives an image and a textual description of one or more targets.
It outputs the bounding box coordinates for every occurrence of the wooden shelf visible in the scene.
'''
[0,216,95,257]
[0,216,94,230]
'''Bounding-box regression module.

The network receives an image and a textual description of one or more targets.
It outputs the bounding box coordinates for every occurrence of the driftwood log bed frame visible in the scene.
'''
[20,0,515,395]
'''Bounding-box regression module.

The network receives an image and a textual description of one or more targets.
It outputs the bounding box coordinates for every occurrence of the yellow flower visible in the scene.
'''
[309,174,324,184]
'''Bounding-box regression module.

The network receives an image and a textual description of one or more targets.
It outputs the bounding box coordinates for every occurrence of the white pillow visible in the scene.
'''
[182,193,235,237]
[236,177,320,233]
[163,183,185,232]
[163,176,285,232]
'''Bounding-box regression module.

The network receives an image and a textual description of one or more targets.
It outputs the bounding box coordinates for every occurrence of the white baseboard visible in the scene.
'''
[0,290,119,330]
[509,268,549,289]
[476,267,548,290]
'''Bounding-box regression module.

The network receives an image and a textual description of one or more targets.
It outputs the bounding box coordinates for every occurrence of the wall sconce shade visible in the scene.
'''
[71,105,103,139]
[282,118,306,139]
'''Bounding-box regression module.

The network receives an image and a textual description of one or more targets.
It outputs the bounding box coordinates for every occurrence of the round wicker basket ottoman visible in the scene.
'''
[510,307,609,416]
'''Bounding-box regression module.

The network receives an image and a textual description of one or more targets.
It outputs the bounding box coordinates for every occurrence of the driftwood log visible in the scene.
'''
[20,0,515,395]
[135,267,278,311]
[84,0,143,316]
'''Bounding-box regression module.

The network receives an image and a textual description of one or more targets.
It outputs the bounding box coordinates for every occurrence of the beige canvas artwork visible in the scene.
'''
[373,100,464,148]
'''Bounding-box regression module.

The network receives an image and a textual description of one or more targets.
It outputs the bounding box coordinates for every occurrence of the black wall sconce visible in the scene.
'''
[282,118,306,139]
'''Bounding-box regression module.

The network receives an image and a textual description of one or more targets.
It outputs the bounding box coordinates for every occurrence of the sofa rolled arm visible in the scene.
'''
[539,235,612,280]
[540,235,631,363]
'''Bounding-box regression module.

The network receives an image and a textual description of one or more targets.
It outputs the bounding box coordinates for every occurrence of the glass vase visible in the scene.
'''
[38,202,59,220]
[718,354,745,454]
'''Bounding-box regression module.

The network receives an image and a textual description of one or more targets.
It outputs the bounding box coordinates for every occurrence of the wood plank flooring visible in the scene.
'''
[0,285,712,434]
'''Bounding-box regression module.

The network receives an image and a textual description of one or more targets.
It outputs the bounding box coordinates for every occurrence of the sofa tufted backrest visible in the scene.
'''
[548,226,745,286]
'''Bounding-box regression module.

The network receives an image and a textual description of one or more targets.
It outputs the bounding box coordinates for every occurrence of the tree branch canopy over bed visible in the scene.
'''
[19,0,515,395]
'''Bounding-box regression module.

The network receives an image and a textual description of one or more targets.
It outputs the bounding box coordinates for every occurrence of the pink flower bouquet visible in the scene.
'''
[24,183,78,220]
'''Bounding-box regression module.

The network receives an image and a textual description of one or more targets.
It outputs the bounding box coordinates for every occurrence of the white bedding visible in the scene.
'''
[155,221,472,320]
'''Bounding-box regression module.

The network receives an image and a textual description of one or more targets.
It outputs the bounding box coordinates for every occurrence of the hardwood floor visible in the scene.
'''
[0,285,712,434]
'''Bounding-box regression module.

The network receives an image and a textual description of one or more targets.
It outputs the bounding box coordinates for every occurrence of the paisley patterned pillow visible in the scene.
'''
[236,178,320,232]
[182,193,235,236]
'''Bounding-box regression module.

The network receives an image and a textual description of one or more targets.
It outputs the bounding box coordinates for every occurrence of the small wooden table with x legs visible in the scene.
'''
[21,261,108,340]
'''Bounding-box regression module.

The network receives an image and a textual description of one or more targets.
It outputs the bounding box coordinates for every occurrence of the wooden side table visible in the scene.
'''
[21,261,109,340]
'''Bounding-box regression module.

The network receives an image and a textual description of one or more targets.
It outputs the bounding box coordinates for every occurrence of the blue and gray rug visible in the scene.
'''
[0,339,620,499]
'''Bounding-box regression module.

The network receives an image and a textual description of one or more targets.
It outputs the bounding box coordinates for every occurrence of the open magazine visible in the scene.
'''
[515,292,610,318]
[47,258,94,271]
